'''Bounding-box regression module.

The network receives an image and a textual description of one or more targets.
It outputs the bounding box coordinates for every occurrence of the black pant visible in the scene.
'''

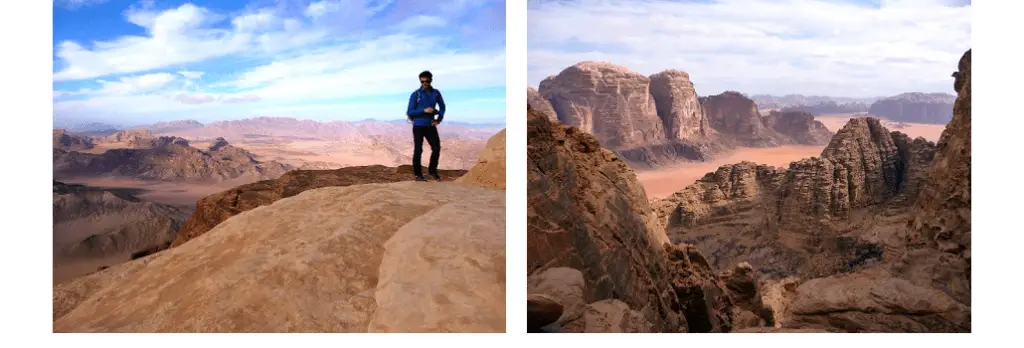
[412,125,441,176]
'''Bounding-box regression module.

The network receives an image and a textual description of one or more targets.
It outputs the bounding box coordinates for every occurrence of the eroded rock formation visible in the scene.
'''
[701,91,774,147]
[649,70,713,141]
[538,62,666,149]
[535,63,837,167]
[869,92,956,124]
[526,109,738,333]
[650,49,972,333]
[171,165,468,249]
[53,128,509,333]
[527,87,557,120]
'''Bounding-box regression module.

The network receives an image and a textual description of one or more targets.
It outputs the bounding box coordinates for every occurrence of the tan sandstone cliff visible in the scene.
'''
[53,130,508,333]
[526,111,744,333]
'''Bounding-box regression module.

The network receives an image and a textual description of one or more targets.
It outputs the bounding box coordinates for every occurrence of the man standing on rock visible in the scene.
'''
[406,70,445,182]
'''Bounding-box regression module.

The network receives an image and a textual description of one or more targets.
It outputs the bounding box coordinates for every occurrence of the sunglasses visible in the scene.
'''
[420,79,432,83]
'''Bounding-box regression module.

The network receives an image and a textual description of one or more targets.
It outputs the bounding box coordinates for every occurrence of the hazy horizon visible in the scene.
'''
[527,0,971,98]
[52,0,507,126]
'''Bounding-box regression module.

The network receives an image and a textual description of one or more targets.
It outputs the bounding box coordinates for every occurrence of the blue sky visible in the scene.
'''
[52,0,506,127]
[528,0,971,98]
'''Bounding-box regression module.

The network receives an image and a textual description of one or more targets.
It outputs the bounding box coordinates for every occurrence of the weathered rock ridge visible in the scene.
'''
[53,181,193,283]
[649,70,713,141]
[701,92,833,147]
[527,87,557,120]
[536,63,834,167]
[53,129,95,151]
[53,128,509,332]
[649,49,972,333]
[170,165,469,249]
[527,110,763,333]
[869,92,956,124]
[538,62,666,149]
[53,137,292,183]
[54,182,505,333]
[456,129,506,191]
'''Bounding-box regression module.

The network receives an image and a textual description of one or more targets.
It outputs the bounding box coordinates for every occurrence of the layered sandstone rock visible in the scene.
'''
[654,117,935,280]
[526,109,736,333]
[783,268,969,332]
[720,262,773,329]
[527,87,557,121]
[538,62,665,149]
[762,111,833,145]
[54,181,506,333]
[651,49,971,333]
[869,92,956,124]
[906,49,971,258]
[456,129,506,191]
[649,70,712,141]
[171,165,469,249]
[700,91,773,147]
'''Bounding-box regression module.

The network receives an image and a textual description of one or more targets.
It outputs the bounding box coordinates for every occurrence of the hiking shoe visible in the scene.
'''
[415,176,427,182]
[430,174,441,182]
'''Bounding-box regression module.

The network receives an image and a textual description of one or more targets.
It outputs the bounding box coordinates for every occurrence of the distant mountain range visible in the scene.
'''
[749,93,956,124]
[55,117,505,136]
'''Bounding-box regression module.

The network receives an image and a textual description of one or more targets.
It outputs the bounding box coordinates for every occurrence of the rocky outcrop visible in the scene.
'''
[53,129,95,151]
[535,63,843,168]
[906,49,971,259]
[700,92,836,148]
[170,165,469,249]
[869,92,956,124]
[653,117,936,280]
[538,62,665,149]
[762,111,833,146]
[649,70,712,141]
[526,109,736,333]
[527,87,557,120]
[53,138,292,183]
[700,91,774,147]
[536,63,727,167]
[456,129,506,190]
[782,269,969,332]
[53,181,506,333]
[720,262,773,329]
[651,49,972,333]
[52,181,192,283]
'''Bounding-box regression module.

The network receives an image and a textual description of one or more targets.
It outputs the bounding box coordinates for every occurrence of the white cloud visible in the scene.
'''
[178,71,204,79]
[95,72,178,95]
[52,3,330,81]
[226,33,505,102]
[527,0,971,97]
[53,1,504,124]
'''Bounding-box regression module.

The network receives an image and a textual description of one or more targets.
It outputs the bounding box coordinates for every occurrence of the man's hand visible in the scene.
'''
[424,107,435,114]
[432,120,440,126]
[407,116,413,124]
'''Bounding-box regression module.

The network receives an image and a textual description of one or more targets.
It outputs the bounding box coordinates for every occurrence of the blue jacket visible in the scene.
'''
[406,88,445,126]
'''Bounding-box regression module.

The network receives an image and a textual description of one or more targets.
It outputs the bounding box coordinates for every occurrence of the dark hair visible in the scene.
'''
[419,70,433,80]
